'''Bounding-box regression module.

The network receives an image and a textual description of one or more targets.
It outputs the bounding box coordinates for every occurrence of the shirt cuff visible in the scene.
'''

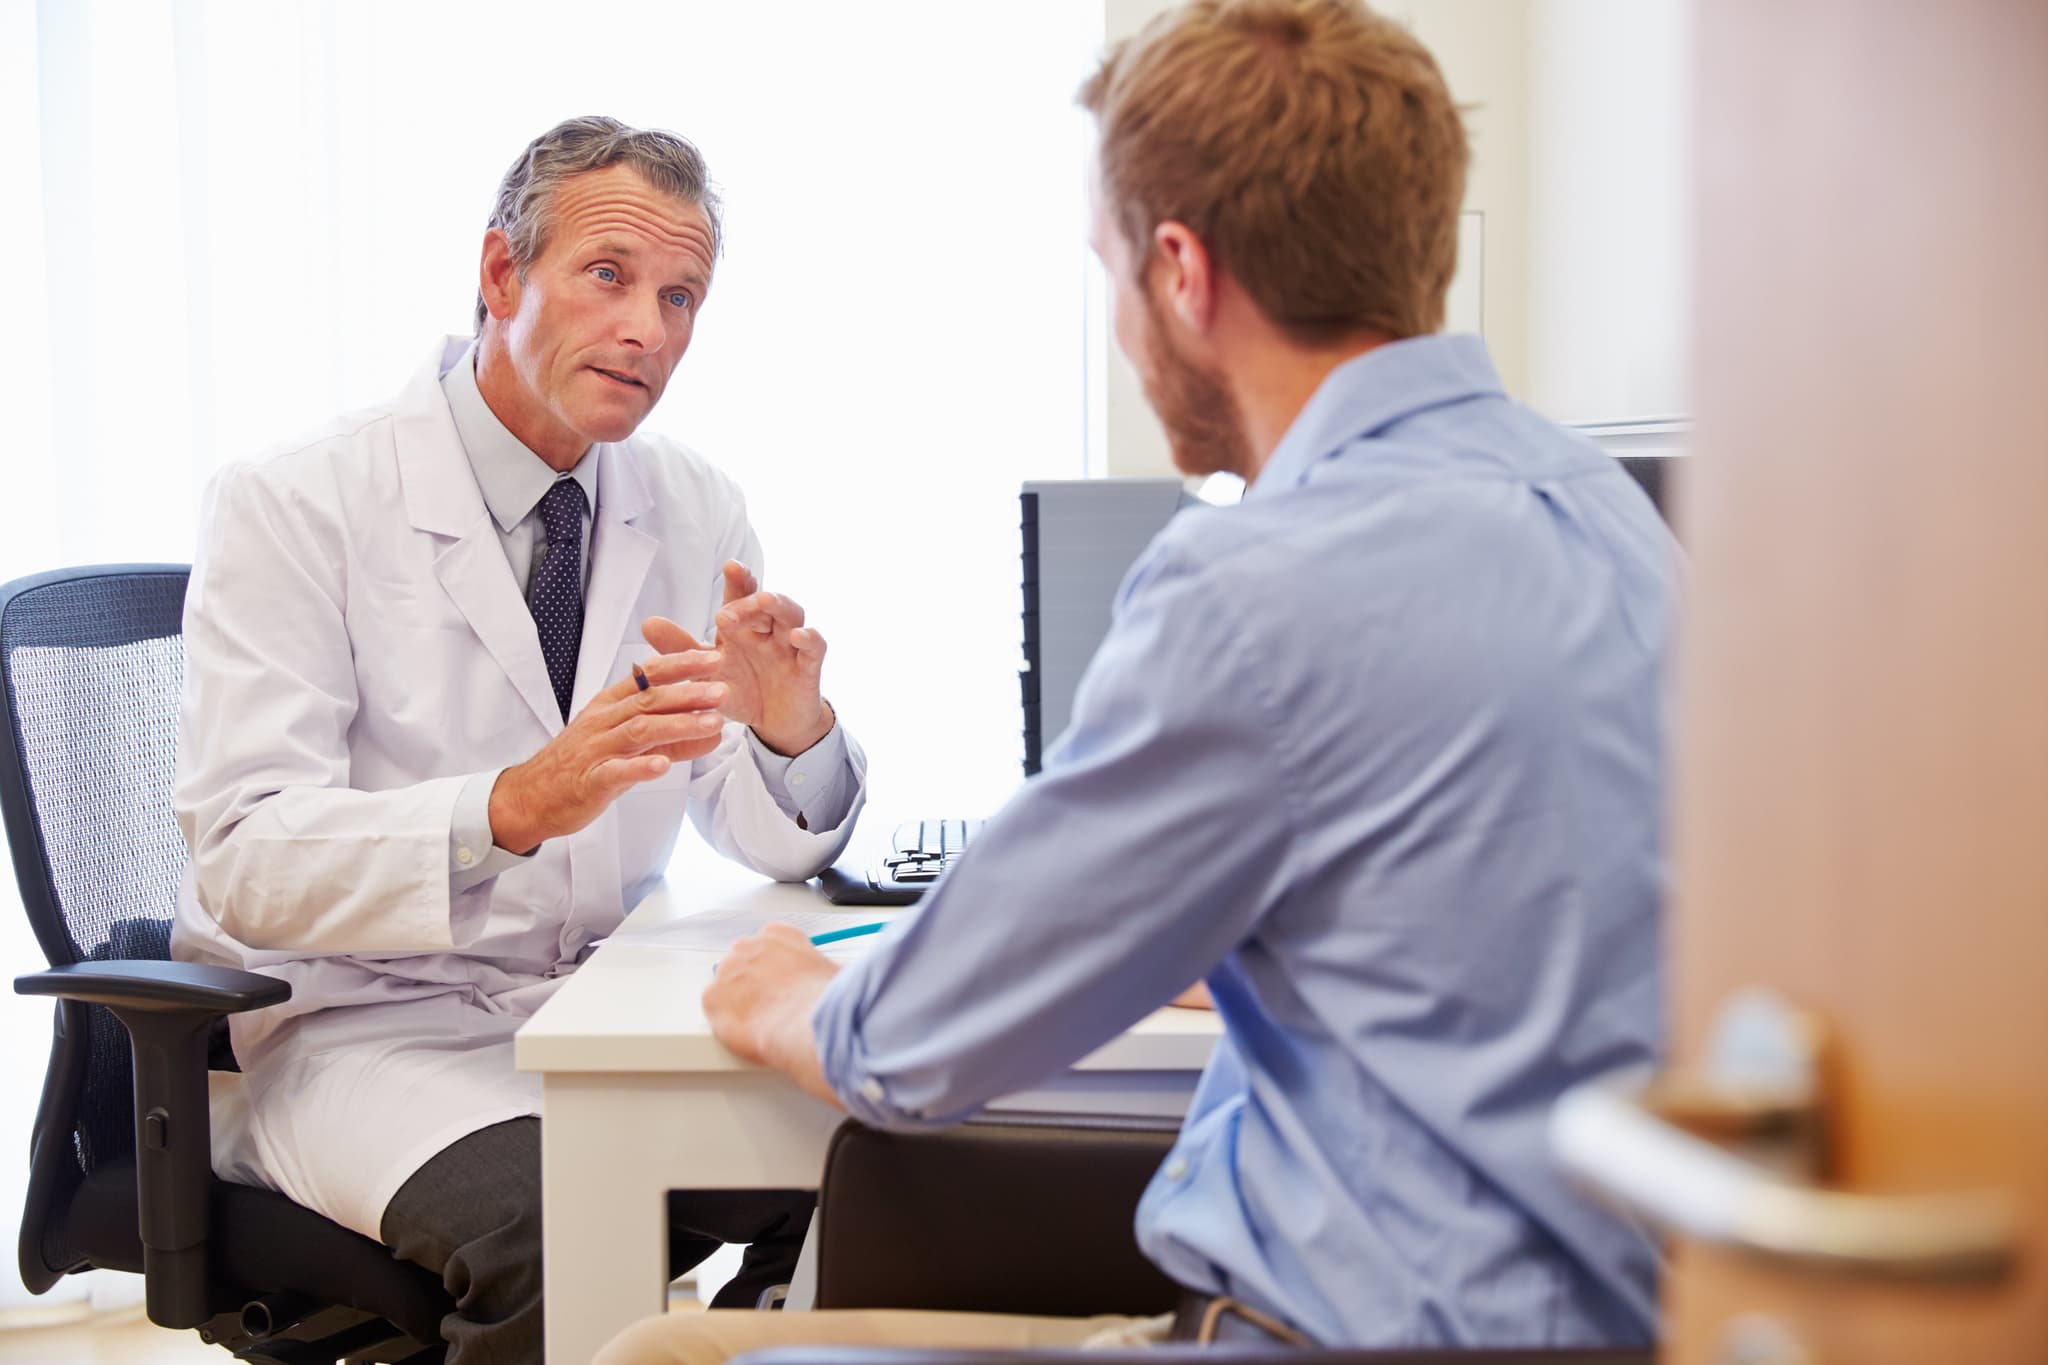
[451,769,534,894]
[745,718,856,831]
[811,958,929,1129]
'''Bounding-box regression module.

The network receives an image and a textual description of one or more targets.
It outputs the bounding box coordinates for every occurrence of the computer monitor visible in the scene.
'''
[1018,478,1194,774]
[1616,455,1677,525]
[1016,456,1672,782]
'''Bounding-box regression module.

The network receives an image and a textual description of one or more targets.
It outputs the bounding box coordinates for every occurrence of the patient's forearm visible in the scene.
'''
[770,996,844,1108]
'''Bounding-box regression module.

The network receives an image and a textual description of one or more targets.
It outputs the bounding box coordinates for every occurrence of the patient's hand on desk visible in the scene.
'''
[705,923,842,1106]
[1171,982,1215,1010]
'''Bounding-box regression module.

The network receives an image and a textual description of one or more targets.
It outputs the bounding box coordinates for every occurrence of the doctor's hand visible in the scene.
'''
[486,658,729,856]
[642,561,834,758]
[704,922,841,1107]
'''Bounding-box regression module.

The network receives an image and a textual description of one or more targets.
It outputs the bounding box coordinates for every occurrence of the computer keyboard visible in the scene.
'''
[815,818,987,905]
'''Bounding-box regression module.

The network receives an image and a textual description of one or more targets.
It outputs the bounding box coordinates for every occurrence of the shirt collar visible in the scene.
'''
[440,343,601,531]
[1247,333,1505,500]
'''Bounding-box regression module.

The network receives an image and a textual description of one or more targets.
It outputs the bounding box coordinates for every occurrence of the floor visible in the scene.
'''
[0,1271,719,1362]
[0,1307,222,1363]
[0,1302,710,1363]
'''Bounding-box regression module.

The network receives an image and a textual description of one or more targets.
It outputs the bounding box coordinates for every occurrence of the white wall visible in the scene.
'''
[1098,0,1531,476]
[1096,0,1182,479]
[1391,0,1530,396]
[1525,0,1690,423]
[1093,0,1692,473]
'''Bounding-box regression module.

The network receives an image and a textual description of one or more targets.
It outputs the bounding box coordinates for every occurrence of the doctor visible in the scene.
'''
[171,116,865,1364]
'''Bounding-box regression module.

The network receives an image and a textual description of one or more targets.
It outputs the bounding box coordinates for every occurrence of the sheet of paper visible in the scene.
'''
[612,905,894,959]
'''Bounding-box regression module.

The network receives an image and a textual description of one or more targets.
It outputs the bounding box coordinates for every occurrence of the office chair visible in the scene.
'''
[807,1120,1650,1362]
[812,1117,1182,1315]
[0,565,454,1364]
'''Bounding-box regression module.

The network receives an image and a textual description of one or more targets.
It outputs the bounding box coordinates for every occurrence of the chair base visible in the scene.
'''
[197,1301,441,1364]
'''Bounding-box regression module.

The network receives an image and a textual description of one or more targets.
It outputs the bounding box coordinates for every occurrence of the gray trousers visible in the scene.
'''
[381,1117,815,1365]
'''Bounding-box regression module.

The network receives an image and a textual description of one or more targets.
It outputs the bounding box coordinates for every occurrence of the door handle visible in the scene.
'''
[1549,988,2020,1281]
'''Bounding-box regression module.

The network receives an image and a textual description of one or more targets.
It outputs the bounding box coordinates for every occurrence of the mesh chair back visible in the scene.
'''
[0,566,192,1187]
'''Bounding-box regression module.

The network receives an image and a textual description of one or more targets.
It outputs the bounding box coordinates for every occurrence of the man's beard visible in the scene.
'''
[1138,286,1253,479]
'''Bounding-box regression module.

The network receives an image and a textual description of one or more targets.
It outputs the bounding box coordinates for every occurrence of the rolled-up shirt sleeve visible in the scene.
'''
[809,541,1298,1129]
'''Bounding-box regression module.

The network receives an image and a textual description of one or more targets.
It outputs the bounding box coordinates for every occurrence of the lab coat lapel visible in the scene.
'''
[394,345,566,735]
[571,442,658,716]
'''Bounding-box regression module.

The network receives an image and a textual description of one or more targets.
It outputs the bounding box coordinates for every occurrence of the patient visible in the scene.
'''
[604,0,1674,1357]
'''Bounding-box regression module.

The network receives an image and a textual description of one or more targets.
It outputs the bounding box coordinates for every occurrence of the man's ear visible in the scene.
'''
[1151,221,1215,333]
[479,228,521,324]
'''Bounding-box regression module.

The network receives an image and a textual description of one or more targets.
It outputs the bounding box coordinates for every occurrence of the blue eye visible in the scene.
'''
[667,291,692,309]
[593,266,617,283]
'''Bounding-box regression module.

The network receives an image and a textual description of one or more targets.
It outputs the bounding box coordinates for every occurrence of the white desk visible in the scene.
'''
[514,848,1220,1364]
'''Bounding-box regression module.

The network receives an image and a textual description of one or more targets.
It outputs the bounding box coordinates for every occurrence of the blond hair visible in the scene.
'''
[1079,0,1468,342]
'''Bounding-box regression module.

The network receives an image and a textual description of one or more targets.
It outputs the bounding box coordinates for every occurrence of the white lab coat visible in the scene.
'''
[171,337,865,1241]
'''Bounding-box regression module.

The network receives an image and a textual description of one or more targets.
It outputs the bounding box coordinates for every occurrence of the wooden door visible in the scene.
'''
[1666,2,2048,1360]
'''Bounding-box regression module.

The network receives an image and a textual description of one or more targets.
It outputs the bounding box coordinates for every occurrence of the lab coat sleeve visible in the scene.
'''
[175,462,471,955]
[683,521,868,880]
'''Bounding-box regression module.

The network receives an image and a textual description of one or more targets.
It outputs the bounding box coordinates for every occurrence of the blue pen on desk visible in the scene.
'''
[810,921,889,947]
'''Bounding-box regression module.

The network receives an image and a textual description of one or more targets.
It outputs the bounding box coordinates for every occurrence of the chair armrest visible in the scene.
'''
[737,1349,1654,1365]
[815,1118,1182,1315]
[16,960,290,1014]
[14,960,292,1328]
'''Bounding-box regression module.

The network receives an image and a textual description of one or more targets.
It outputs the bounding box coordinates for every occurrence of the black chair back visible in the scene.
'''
[1,564,453,1360]
[0,564,191,1288]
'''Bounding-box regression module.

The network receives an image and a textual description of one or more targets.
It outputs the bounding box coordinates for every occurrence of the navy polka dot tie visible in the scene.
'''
[529,478,587,721]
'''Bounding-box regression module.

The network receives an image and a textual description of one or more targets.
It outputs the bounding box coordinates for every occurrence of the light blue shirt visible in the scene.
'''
[437,347,855,890]
[812,335,1671,1347]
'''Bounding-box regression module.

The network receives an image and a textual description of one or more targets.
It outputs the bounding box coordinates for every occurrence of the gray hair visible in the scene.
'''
[474,115,725,333]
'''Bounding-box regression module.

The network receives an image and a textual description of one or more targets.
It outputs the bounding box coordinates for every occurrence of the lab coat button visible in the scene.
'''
[456,846,475,867]
[859,1078,886,1104]
[791,773,807,787]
